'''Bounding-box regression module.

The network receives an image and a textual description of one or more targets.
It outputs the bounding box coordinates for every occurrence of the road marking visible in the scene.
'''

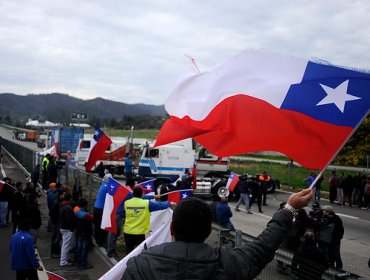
[234,207,272,219]
[0,163,6,177]
[337,213,359,220]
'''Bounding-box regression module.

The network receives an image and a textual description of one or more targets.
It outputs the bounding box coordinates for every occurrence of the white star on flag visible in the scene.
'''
[317,80,361,113]
[181,192,188,199]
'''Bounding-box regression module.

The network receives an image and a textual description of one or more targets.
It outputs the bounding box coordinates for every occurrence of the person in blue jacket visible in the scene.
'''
[10,219,43,279]
[93,182,109,246]
[124,153,134,181]
[216,197,235,229]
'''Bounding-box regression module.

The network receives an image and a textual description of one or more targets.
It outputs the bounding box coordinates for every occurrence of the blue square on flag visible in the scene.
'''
[282,62,370,127]
[107,178,120,196]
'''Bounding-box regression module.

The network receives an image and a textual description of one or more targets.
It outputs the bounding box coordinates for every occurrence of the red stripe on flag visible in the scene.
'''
[156,95,352,170]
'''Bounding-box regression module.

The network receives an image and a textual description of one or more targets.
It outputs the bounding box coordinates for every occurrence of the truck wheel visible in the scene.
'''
[211,179,226,195]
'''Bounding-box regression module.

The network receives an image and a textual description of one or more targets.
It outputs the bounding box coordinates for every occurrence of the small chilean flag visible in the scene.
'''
[101,177,131,234]
[167,189,193,204]
[85,125,112,172]
[226,172,239,192]
[135,179,155,195]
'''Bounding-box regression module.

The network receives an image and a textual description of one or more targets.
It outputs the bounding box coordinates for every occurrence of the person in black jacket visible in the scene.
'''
[59,192,77,267]
[23,182,41,203]
[291,231,329,280]
[24,193,42,245]
[123,188,313,280]
[249,176,263,213]
[30,164,41,189]
[322,205,344,269]
[12,181,26,234]
[49,185,65,258]
[75,198,94,269]
[48,156,58,185]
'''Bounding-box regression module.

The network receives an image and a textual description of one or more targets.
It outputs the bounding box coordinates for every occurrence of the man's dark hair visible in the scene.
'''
[126,179,135,188]
[172,198,212,243]
[78,197,88,208]
[133,186,143,197]
[62,192,72,201]
[18,219,31,231]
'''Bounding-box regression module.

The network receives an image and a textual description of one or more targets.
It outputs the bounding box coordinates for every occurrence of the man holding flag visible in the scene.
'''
[104,179,160,258]
[123,187,176,254]
[123,188,313,279]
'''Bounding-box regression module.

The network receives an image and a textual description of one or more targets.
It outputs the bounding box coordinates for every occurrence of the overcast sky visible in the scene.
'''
[0,0,369,105]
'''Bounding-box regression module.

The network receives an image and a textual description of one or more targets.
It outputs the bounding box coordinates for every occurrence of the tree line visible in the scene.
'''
[1,113,369,167]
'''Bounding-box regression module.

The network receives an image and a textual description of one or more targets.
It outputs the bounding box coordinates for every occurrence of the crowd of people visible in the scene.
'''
[277,201,345,279]
[3,153,369,279]
[305,170,370,209]
[328,171,370,209]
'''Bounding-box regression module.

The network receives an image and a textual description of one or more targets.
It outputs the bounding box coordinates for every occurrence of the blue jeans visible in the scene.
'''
[76,236,90,267]
[0,201,8,225]
[107,214,124,254]
[235,193,251,211]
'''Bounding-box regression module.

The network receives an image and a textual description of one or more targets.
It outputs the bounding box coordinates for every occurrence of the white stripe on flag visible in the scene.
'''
[101,194,114,229]
[99,208,173,280]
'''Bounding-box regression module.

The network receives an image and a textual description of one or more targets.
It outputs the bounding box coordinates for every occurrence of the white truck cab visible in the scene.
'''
[138,138,230,196]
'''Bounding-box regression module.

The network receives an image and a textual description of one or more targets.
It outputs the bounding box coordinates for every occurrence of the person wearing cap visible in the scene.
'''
[321,205,344,269]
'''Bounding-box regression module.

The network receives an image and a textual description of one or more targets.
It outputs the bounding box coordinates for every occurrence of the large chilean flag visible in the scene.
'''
[101,177,131,234]
[155,50,370,170]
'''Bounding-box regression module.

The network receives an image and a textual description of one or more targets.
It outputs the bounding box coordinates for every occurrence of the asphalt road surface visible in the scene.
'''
[228,191,370,279]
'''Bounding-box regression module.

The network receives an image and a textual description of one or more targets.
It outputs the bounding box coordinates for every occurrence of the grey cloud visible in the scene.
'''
[0,0,369,105]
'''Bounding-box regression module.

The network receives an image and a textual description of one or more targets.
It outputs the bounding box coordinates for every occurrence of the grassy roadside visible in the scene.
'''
[85,128,159,140]
[230,159,363,192]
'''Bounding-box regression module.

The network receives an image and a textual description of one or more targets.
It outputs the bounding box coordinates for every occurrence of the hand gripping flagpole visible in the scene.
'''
[308,109,370,190]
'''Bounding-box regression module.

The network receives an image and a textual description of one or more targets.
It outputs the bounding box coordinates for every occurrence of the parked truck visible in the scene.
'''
[50,127,84,157]
[138,138,231,197]
[75,136,129,175]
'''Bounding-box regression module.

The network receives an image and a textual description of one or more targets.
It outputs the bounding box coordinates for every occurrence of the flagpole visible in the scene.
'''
[308,109,370,190]
[185,54,200,73]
